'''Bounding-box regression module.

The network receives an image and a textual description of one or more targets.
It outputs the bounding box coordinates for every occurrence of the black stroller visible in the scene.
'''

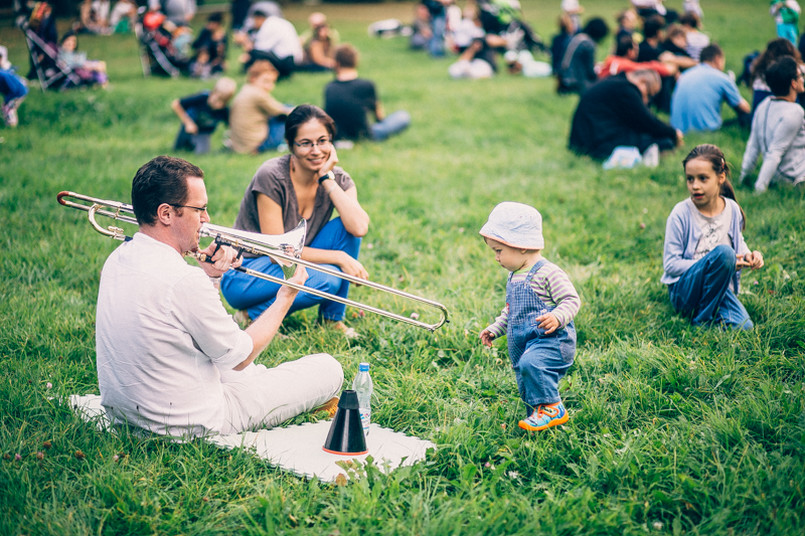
[134,7,187,77]
[19,20,83,91]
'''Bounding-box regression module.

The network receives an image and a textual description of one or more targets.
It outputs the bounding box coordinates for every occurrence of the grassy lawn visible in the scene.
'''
[1,1,803,534]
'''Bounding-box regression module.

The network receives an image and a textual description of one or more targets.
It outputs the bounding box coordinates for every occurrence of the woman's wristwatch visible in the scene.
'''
[318,171,335,185]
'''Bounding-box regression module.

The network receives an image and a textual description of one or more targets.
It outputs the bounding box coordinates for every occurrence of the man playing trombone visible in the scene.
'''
[95,155,343,438]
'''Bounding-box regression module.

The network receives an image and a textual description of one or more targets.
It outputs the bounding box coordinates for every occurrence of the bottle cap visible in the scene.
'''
[358,362,370,372]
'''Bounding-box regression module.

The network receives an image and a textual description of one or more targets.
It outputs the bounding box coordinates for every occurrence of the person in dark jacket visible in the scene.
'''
[568,69,682,159]
[557,16,609,95]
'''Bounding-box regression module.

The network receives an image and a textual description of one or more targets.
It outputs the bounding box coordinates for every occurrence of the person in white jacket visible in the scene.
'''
[740,56,805,193]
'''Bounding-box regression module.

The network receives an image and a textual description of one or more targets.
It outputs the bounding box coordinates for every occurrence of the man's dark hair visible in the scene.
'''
[766,55,799,96]
[131,156,204,226]
[334,43,358,69]
[678,12,701,29]
[700,43,724,64]
[583,17,609,42]
[642,15,666,40]
[208,12,224,24]
[615,34,635,57]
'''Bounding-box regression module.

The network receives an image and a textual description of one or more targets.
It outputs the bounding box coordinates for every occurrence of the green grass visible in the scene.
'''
[1,1,804,534]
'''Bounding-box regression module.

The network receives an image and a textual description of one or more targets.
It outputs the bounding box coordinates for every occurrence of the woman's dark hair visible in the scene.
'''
[284,104,336,146]
[683,144,745,228]
[583,17,609,42]
[751,38,801,84]
[765,55,799,96]
[131,155,203,226]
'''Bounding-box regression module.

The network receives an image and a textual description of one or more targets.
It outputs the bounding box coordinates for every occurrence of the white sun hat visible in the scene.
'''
[479,202,544,250]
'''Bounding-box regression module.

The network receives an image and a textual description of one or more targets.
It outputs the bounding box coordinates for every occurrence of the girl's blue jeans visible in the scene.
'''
[668,244,753,330]
[220,217,361,321]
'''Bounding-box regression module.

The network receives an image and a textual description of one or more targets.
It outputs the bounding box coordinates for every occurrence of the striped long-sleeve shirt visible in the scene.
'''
[485,260,581,338]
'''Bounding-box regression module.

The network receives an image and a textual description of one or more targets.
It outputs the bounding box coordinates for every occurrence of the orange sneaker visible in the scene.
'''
[518,402,569,431]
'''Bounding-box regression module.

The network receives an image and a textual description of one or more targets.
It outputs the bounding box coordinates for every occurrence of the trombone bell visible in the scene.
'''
[200,220,306,279]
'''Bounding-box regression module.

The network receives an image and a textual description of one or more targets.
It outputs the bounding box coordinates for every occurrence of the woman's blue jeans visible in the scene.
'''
[668,244,753,330]
[220,217,361,321]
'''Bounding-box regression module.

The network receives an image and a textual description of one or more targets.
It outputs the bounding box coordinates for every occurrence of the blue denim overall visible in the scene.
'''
[506,260,576,413]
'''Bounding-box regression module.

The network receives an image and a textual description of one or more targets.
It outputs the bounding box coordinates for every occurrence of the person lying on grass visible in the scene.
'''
[479,202,581,432]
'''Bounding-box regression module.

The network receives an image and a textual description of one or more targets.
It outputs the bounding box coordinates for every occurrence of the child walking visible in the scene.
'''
[662,144,764,329]
[479,202,581,432]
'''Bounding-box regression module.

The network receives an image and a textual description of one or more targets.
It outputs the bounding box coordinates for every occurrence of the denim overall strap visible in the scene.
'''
[506,260,549,364]
[506,260,576,409]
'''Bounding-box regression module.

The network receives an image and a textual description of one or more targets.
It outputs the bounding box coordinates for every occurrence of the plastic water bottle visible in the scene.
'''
[352,362,373,437]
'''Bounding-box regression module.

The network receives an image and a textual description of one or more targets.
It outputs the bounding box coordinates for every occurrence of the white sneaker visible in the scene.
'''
[642,144,659,168]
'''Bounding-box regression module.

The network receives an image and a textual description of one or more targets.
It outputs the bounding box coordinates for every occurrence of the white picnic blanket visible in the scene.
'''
[68,394,435,482]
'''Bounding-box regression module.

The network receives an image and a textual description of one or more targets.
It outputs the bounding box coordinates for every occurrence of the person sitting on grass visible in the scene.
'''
[662,144,764,330]
[96,155,343,439]
[670,43,751,133]
[568,69,682,161]
[479,202,581,432]
[324,43,411,143]
[221,105,370,339]
[171,77,236,155]
[740,56,805,193]
[189,12,228,79]
[228,60,293,155]
[1,45,28,128]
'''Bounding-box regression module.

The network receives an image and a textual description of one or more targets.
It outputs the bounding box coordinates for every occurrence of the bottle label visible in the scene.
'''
[359,409,370,436]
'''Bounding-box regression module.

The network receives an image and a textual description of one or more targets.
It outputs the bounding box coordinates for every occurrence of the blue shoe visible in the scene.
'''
[518,402,568,431]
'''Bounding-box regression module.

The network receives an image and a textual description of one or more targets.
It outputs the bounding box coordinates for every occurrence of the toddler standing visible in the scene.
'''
[479,202,581,432]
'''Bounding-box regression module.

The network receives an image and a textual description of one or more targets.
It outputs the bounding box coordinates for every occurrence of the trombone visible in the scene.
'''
[57,191,449,331]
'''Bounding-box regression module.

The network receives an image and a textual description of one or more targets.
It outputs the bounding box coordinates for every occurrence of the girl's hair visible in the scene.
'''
[682,144,745,228]
[284,104,335,146]
[751,38,801,84]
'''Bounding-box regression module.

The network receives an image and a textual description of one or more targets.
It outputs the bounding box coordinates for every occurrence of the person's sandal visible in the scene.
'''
[324,320,358,339]
[233,309,251,327]
[312,396,339,418]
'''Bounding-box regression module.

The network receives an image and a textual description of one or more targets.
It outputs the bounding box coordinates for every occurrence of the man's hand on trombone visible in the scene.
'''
[198,243,243,279]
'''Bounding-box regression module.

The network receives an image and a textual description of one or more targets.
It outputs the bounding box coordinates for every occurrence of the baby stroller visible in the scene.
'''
[134,7,185,77]
[18,19,83,91]
[477,0,545,53]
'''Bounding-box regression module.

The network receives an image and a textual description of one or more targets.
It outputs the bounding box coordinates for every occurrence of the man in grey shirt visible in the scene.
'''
[740,56,805,193]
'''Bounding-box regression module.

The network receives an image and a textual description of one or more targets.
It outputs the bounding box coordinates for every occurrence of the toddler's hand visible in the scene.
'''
[536,312,560,334]
[480,329,495,347]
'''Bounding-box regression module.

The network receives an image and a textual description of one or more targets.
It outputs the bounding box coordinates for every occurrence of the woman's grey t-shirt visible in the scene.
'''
[232,154,355,247]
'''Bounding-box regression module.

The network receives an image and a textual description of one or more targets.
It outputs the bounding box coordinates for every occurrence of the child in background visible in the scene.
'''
[561,0,584,34]
[479,202,580,432]
[662,144,764,330]
[228,60,293,154]
[171,77,236,154]
[58,32,109,87]
[770,0,801,45]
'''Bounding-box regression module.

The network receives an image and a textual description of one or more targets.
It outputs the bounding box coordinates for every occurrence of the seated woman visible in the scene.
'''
[221,104,370,338]
[298,21,336,71]
[58,32,108,87]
